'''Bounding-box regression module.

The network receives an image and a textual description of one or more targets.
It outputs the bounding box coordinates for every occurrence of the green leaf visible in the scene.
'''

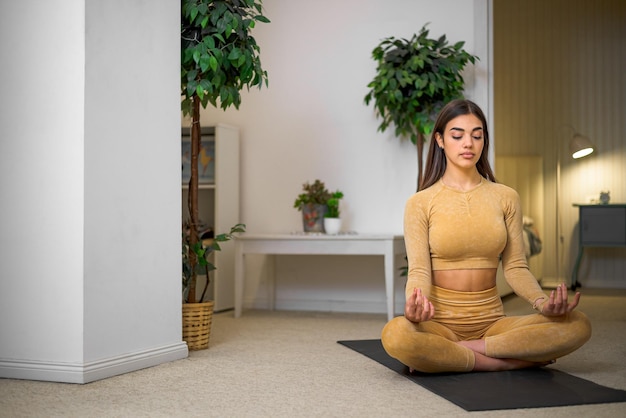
[197,2,208,15]
[211,47,223,61]
[209,56,218,71]
[199,55,211,72]
[181,97,192,116]
[228,48,241,60]
[199,79,213,93]
[182,48,193,64]
[186,82,196,96]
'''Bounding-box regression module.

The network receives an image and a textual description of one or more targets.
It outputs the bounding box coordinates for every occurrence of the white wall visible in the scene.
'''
[82,0,183,364]
[0,0,186,383]
[0,0,86,365]
[186,0,491,314]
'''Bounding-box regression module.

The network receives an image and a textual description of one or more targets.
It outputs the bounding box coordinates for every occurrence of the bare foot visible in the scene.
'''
[472,352,555,372]
[457,340,486,355]
[456,340,555,371]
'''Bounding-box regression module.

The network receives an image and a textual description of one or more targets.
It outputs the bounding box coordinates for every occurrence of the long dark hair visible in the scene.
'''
[419,99,497,191]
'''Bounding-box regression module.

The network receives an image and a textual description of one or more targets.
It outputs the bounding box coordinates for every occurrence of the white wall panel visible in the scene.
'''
[494,0,626,289]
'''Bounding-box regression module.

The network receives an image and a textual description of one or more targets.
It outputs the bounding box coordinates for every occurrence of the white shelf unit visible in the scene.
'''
[182,124,240,312]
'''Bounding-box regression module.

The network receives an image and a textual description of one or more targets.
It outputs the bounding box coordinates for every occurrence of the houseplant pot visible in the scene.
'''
[323,218,341,235]
[301,203,327,233]
[182,301,214,351]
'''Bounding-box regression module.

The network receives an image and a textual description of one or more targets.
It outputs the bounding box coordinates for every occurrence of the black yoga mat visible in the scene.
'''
[338,339,626,411]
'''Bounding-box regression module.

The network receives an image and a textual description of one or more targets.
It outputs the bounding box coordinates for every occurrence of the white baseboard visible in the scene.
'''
[247,297,403,316]
[0,342,188,384]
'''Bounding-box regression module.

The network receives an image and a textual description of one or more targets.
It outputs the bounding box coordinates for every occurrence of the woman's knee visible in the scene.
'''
[381,316,412,356]
[569,310,592,344]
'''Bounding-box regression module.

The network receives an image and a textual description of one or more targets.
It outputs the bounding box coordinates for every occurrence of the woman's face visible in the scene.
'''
[435,113,484,170]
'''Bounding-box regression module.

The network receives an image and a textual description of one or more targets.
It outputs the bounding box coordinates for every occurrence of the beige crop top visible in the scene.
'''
[404,177,546,307]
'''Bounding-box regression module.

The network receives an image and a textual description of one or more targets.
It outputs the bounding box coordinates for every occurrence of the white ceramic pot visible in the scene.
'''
[324,218,341,235]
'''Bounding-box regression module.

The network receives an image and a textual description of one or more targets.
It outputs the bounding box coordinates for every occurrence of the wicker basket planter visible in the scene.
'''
[182,301,214,350]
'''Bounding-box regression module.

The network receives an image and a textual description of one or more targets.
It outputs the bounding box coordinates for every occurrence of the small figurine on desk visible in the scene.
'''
[599,190,611,204]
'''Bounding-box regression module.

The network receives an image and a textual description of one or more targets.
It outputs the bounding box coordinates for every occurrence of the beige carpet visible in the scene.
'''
[1,288,625,417]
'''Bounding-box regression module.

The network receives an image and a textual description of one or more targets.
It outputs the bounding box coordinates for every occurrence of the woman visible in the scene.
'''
[381,99,591,373]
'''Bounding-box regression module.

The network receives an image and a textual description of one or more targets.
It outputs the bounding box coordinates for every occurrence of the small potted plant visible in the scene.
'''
[324,191,344,235]
[294,180,342,233]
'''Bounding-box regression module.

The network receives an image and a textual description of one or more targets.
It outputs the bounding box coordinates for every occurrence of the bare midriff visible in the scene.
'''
[432,268,497,292]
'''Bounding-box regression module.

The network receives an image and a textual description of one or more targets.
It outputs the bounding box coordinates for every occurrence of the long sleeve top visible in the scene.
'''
[403,177,546,307]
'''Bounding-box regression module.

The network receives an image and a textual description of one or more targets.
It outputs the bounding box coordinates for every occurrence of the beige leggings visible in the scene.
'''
[381,286,592,373]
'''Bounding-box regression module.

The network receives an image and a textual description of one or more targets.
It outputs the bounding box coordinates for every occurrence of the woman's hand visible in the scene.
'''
[404,288,435,323]
[540,283,581,317]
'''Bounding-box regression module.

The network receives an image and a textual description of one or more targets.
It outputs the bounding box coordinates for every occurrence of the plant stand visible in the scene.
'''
[182,301,214,350]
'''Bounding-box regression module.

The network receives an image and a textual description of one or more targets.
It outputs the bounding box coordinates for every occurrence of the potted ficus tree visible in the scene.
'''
[364,24,478,191]
[181,0,269,349]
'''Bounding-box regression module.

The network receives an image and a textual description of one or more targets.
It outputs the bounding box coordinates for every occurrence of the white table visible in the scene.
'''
[234,233,405,320]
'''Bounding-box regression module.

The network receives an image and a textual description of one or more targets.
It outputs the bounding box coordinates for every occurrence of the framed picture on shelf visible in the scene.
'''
[181,127,215,184]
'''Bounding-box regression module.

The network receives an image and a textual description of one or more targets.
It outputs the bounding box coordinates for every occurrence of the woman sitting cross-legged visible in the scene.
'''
[381,99,591,373]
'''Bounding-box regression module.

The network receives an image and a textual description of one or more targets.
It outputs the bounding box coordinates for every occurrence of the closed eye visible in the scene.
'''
[452,135,483,140]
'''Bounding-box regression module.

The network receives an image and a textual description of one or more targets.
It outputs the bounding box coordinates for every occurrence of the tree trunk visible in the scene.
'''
[187,95,202,304]
[416,131,425,192]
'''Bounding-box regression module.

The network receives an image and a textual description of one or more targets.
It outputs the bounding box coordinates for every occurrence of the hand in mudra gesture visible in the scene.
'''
[405,288,435,323]
[540,283,581,317]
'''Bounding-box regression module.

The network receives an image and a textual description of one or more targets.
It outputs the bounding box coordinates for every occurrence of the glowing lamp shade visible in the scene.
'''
[570,133,594,159]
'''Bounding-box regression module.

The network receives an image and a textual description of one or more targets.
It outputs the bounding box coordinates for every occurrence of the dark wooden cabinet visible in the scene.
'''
[572,204,626,288]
